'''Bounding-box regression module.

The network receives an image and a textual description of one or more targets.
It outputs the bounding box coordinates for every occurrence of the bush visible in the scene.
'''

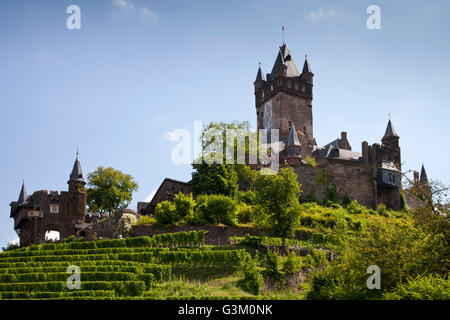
[173,192,196,220]
[263,251,283,287]
[154,201,178,224]
[238,190,256,205]
[237,255,263,295]
[346,200,367,215]
[305,155,317,168]
[236,203,255,224]
[115,213,138,237]
[194,194,238,226]
[383,275,450,300]
[283,253,303,274]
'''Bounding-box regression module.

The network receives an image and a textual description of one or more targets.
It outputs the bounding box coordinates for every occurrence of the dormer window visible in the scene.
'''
[50,204,59,213]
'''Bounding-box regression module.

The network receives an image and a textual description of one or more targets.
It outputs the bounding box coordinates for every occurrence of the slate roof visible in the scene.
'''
[69,156,85,183]
[286,123,301,147]
[255,66,265,81]
[382,120,399,140]
[302,57,311,73]
[420,164,429,184]
[316,140,361,161]
[18,181,27,204]
[270,44,301,79]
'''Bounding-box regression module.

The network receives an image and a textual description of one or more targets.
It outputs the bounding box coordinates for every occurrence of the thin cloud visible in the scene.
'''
[111,0,158,22]
[306,7,340,23]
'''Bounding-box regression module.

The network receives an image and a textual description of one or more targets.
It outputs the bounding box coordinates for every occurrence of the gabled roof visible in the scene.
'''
[382,120,399,140]
[270,43,300,79]
[69,156,85,183]
[286,123,301,147]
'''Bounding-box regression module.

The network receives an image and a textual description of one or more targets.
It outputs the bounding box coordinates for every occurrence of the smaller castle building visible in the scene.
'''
[10,155,89,246]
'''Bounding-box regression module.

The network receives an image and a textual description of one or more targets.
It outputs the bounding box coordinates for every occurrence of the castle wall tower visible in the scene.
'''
[254,44,315,158]
[66,154,87,235]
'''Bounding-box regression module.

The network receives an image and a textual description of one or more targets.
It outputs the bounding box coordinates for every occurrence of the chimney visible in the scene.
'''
[341,132,347,140]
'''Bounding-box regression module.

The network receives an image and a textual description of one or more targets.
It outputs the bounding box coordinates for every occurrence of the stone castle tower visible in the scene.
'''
[253,42,414,211]
[254,44,315,158]
[10,154,87,246]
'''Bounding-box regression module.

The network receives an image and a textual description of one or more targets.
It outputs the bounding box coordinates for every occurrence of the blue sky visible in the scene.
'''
[1,0,449,247]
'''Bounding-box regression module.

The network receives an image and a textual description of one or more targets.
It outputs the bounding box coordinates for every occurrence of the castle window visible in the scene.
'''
[294,84,299,90]
[270,85,274,91]
[301,87,306,93]
[287,81,291,88]
[278,80,282,86]
[356,169,361,178]
[50,204,59,213]
[262,91,265,98]
[303,126,306,134]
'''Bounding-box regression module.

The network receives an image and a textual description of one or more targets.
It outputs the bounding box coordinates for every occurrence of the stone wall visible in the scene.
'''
[133,225,264,246]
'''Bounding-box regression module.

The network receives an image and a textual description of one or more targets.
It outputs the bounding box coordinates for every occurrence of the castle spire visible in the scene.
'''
[286,122,301,147]
[69,152,85,183]
[18,180,27,204]
[302,55,311,74]
[255,63,265,81]
[382,119,399,141]
[420,164,429,185]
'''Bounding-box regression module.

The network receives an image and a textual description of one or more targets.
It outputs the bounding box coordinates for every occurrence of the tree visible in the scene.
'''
[190,121,258,197]
[254,167,301,247]
[86,166,138,214]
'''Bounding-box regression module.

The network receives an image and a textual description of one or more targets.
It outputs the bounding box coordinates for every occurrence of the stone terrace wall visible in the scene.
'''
[133,225,264,246]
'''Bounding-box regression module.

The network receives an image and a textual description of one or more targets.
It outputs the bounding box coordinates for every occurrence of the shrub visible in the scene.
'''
[238,190,256,205]
[283,253,303,274]
[236,203,255,224]
[262,251,283,287]
[173,192,196,220]
[154,201,178,224]
[346,200,367,215]
[342,195,351,208]
[115,213,138,237]
[383,275,450,300]
[237,255,263,295]
[194,194,238,226]
[305,155,317,168]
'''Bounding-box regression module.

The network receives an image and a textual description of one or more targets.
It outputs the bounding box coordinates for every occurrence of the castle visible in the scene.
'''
[10,41,430,246]
[253,42,429,210]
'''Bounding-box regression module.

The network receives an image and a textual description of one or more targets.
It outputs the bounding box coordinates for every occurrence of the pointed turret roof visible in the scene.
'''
[382,119,399,140]
[420,164,429,184]
[255,65,265,81]
[270,43,300,78]
[18,181,27,204]
[286,123,301,147]
[69,153,85,183]
[302,56,311,73]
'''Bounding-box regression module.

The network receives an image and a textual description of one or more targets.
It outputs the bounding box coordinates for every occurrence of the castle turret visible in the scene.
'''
[66,152,87,222]
[300,55,314,85]
[283,122,302,166]
[18,180,27,204]
[68,152,85,193]
[420,164,429,185]
[254,64,266,92]
[381,119,401,169]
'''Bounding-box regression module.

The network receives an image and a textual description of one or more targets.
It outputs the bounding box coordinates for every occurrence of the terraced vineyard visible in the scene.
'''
[0,231,249,300]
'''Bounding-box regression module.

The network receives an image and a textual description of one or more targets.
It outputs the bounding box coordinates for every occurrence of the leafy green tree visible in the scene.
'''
[190,163,238,197]
[86,166,138,214]
[254,167,301,247]
[190,121,257,197]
